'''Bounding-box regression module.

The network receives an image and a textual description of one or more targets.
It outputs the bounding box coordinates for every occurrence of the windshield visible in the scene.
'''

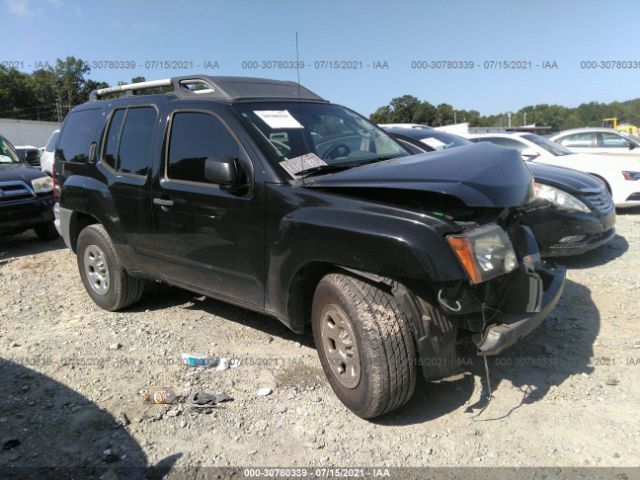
[234,102,408,175]
[0,137,22,164]
[522,133,573,156]
[418,132,471,150]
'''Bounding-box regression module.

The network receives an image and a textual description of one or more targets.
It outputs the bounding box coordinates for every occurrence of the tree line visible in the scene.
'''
[2,56,639,131]
[369,94,640,132]
[0,57,146,122]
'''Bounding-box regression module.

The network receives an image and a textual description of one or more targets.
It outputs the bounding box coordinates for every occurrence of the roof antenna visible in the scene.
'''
[295,32,301,98]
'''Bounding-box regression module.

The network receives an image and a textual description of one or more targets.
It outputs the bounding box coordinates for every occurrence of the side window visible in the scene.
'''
[103,109,125,169]
[599,133,629,148]
[57,109,100,162]
[166,112,239,184]
[102,107,156,176]
[559,133,594,148]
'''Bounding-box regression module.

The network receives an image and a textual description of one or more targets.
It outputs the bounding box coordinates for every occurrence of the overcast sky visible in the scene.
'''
[2,0,638,115]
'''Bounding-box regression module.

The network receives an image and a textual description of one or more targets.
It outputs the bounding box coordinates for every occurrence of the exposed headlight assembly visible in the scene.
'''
[31,176,53,194]
[534,182,590,213]
[447,224,518,284]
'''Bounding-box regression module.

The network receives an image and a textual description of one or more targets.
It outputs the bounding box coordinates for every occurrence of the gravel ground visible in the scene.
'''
[1,211,640,475]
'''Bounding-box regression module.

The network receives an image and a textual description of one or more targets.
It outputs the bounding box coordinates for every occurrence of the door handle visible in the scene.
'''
[153,198,174,207]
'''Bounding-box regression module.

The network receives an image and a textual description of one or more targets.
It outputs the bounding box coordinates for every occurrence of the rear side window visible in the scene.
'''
[57,110,100,162]
[102,107,157,176]
[166,112,239,184]
[558,133,594,148]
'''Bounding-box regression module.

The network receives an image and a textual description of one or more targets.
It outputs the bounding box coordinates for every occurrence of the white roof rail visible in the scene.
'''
[94,79,172,98]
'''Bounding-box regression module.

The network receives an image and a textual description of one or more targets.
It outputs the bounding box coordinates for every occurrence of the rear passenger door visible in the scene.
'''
[151,105,265,308]
[98,104,160,267]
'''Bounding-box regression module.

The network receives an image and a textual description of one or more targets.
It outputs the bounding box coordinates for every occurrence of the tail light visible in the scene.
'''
[52,163,60,202]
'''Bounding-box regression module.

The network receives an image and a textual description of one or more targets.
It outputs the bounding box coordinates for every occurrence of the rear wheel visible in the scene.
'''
[311,273,416,418]
[76,224,145,311]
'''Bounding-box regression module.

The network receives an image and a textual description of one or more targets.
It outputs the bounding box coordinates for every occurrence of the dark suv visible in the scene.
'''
[0,134,58,240]
[55,76,565,418]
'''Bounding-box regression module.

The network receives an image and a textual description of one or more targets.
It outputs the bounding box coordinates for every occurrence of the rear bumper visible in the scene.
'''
[475,265,566,355]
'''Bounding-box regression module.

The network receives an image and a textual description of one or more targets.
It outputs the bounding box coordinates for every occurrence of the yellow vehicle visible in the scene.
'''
[603,117,639,136]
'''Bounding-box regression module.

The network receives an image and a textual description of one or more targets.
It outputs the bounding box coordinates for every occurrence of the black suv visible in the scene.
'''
[0,134,58,240]
[55,76,565,418]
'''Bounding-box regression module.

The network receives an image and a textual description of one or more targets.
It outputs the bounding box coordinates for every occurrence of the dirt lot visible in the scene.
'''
[1,211,640,475]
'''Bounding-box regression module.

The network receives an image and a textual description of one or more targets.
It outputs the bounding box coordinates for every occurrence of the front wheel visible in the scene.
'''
[311,273,416,418]
[76,224,145,311]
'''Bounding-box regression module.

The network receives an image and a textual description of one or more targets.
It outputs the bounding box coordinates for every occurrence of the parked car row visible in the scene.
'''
[384,127,616,257]
[5,75,638,419]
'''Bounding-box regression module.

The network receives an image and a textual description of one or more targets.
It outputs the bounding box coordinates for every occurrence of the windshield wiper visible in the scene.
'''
[296,155,403,179]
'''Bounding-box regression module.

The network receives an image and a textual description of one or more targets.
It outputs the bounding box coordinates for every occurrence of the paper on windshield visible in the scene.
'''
[255,110,303,129]
[279,153,326,178]
[420,137,447,150]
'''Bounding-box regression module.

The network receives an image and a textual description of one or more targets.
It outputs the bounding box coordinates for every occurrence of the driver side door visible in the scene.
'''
[151,105,266,308]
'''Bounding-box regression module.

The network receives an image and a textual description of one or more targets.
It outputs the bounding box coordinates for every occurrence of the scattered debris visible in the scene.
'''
[185,392,233,409]
[181,353,209,366]
[142,388,177,404]
[109,343,122,351]
[257,387,272,397]
[605,377,619,386]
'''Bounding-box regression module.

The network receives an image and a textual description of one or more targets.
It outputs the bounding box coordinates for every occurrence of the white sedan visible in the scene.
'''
[468,132,640,208]
[550,127,640,158]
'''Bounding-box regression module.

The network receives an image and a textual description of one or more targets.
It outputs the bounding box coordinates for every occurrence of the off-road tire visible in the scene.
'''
[311,273,416,418]
[34,221,59,240]
[76,224,145,311]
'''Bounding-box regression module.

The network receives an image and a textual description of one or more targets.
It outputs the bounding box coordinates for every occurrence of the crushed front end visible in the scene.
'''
[405,206,566,381]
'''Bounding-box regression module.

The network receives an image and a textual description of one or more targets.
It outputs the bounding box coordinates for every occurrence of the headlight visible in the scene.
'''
[533,182,590,213]
[622,171,640,181]
[447,224,518,284]
[31,176,53,194]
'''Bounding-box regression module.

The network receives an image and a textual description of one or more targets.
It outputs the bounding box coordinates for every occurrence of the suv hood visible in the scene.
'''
[527,162,603,194]
[304,143,534,208]
[0,162,46,183]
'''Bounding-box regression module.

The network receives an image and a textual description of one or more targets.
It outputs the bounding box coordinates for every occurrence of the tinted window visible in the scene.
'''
[103,109,125,170]
[102,107,156,175]
[57,110,100,162]
[473,137,526,152]
[167,112,239,183]
[600,133,629,148]
[559,133,594,148]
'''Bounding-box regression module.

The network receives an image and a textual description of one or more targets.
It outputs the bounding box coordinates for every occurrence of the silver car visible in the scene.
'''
[550,127,640,158]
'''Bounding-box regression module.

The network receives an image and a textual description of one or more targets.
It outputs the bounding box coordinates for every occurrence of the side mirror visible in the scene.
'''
[629,142,636,151]
[204,156,240,186]
[521,148,540,160]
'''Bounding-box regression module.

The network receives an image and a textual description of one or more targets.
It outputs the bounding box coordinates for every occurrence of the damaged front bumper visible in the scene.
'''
[474,264,566,355]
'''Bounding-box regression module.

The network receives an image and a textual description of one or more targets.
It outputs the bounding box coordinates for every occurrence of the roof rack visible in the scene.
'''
[88,75,327,102]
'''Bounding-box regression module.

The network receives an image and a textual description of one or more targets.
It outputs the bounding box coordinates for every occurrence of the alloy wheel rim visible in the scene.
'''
[320,304,361,389]
[83,245,110,295]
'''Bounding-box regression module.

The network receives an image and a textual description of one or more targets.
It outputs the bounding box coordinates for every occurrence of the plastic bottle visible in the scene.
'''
[143,388,177,404]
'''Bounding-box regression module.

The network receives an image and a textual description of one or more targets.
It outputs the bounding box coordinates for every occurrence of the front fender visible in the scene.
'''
[266,195,466,327]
